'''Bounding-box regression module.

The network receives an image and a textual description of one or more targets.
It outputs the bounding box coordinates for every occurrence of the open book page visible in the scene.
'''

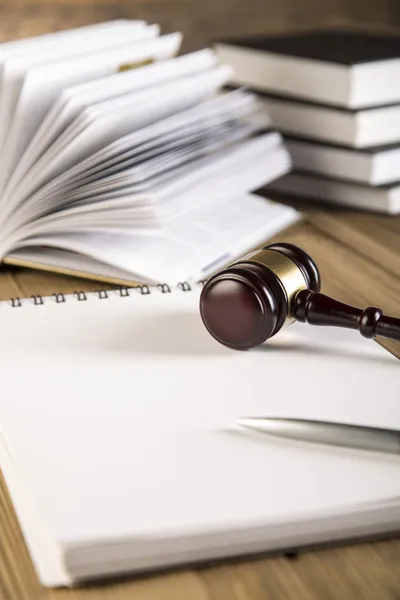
[3,93,272,253]
[8,193,297,283]
[31,121,264,208]
[5,132,289,257]
[29,64,231,190]
[0,32,181,197]
[0,59,232,231]
[1,34,186,205]
[0,280,398,587]
[0,19,144,59]
[0,21,155,152]
[56,126,256,203]
[0,20,148,103]
[9,88,260,217]
[0,90,269,256]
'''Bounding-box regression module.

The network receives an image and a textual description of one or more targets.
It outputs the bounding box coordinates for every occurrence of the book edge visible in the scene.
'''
[2,256,141,288]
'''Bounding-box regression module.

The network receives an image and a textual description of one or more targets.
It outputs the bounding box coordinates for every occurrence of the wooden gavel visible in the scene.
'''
[199,242,400,350]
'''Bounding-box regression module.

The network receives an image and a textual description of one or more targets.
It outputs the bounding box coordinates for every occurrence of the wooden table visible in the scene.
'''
[1,2,400,598]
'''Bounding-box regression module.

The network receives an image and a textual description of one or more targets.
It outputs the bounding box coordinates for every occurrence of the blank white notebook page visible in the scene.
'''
[0,284,399,584]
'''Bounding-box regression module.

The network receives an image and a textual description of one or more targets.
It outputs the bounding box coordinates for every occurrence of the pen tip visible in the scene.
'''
[237,417,258,428]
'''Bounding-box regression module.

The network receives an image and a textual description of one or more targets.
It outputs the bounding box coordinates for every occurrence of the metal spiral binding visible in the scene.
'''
[53,293,66,303]
[6,281,203,307]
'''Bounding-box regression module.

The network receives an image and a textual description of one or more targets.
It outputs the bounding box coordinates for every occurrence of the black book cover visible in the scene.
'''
[217,30,400,66]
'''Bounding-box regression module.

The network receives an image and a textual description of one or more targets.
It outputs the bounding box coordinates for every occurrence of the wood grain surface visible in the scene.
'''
[1,0,400,52]
[1,2,400,599]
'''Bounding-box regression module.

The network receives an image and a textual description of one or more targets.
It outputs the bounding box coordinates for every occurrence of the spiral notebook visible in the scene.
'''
[0,281,399,588]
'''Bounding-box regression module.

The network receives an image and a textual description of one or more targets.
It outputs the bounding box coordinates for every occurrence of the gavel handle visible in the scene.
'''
[293,290,400,341]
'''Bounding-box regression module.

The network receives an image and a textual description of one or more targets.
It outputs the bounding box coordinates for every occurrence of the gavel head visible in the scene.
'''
[199,243,321,350]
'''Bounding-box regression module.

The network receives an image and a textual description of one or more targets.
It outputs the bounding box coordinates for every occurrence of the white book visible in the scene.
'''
[214,30,400,109]
[265,171,400,215]
[285,137,400,186]
[0,282,398,588]
[257,95,400,149]
[0,22,293,285]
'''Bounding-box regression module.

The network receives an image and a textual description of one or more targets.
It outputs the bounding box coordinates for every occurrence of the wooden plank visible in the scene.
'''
[0,266,24,301]
[307,210,400,281]
[9,266,116,298]
[0,0,399,53]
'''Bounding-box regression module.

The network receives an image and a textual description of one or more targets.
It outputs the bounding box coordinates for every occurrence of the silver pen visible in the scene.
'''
[237,417,400,454]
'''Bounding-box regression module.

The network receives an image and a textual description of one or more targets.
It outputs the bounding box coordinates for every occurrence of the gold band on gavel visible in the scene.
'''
[240,249,308,322]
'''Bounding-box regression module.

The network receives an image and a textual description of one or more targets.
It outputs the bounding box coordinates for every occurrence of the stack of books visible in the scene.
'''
[215,30,400,214]
[0,19,296,286]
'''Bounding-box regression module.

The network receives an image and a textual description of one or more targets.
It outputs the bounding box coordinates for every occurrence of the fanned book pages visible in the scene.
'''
[0,20,295,285]
[0,283,398,588]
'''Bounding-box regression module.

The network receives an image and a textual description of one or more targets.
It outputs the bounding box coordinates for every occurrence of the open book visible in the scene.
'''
[0,283,398,587]
[0,20,294,285]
